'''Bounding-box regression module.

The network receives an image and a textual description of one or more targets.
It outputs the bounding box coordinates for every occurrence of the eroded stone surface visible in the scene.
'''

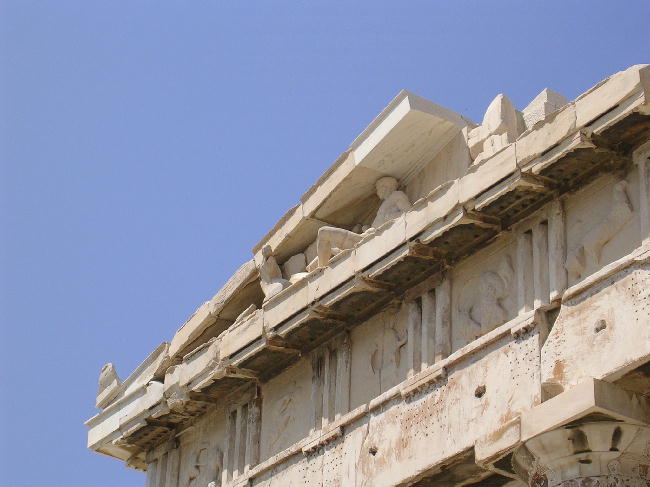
[87,65,650,487]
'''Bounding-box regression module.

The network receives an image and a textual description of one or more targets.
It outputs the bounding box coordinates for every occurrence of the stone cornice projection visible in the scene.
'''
[86,65,650,484]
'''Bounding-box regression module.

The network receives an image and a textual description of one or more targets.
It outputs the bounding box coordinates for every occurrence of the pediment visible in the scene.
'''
[253,90,474,263]
[87,65,650,474]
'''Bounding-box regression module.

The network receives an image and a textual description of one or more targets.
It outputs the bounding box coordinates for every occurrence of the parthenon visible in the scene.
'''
[87,64,650,487]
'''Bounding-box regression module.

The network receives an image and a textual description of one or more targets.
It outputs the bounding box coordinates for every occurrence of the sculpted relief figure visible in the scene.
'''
[258,245,290,301]
[186,447,206,487]
[268,380,303,454]
[187,445,221,487]
[565,180,633,280]
[315,176,411,268]
[388,322,408,368]
[459,255,514,339]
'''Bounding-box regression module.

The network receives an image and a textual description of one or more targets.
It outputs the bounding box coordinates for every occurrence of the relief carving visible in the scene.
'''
[459,255,514,338]
[366,308,407,379]
[388,323,408,368]
[268,381,303,454]
[370,345,381,374]
[186,444,222,487]
[186,446,207,487]
[566,181,634,280]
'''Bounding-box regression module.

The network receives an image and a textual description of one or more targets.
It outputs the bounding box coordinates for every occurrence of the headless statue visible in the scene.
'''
[259,245,290,301]
[316,176,411,267]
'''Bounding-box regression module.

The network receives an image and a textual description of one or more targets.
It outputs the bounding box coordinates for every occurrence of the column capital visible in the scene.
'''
[513,421,650,486]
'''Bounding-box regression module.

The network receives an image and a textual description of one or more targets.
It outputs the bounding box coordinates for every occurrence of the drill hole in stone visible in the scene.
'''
[369,446,378,456]
[594,319,607,333]
[475,385,486,398]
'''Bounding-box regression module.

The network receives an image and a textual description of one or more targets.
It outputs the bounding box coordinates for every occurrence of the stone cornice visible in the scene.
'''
[87,64,650,466]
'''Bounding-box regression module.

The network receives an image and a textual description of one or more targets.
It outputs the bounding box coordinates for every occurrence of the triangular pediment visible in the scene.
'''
[253,90,473,263]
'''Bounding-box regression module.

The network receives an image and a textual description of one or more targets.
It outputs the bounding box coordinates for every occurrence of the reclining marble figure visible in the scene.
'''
[316,176,411,267]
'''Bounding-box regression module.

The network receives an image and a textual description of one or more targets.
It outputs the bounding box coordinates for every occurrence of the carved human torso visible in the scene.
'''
[371,190,411,228]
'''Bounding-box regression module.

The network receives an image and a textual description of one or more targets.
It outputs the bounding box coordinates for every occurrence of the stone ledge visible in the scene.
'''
[475,378,650,477]
[88,66,650,467]
[163,66,649,380]
[475,417,522,469]
[520,378,650,442]
[248,312,548,483]
[561,241,650,302]
[252,90,473,267]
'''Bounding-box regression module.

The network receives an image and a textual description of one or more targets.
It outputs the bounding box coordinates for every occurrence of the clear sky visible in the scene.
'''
[1,1,648,486]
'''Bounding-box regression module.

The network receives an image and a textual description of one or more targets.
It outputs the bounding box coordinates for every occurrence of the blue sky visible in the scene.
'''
[1,1,648,485]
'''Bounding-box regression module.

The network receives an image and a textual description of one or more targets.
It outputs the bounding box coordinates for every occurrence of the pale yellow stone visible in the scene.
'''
[574,64,650,127]
[515,102,576,167]
[459,143,517,205]
[87,66,650,487]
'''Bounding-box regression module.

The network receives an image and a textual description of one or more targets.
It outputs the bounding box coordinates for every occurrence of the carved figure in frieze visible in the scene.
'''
[565,181,633,280]
[268,380,303,453]
[365,307,407,376]
[370,344,381,374]
[207,449,223,487]
[315,176,411,267]
[459,256,514,337]
[258,245,290,301]
[187,445,222,487]
[388,323,408,368]
[186,447,203,486]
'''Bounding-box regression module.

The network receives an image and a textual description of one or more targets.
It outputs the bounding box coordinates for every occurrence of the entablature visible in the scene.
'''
[87,65,650,473]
